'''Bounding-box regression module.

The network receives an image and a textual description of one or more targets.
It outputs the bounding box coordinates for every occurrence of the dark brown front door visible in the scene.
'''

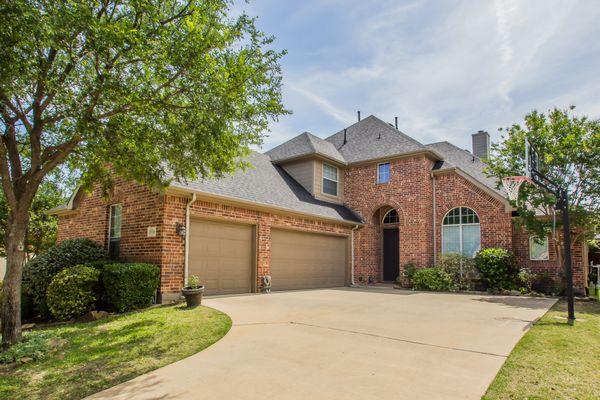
[383,228,399,282]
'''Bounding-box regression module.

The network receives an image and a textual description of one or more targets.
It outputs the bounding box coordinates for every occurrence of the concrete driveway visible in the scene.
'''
[88,288,556,400]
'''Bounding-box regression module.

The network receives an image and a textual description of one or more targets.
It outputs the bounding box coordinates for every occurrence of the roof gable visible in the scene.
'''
[266,131,345,164]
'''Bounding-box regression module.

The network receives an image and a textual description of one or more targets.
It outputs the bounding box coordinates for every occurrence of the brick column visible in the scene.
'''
[257,218,271,290]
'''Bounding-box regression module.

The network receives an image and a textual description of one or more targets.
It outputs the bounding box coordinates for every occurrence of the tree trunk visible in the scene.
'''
[1,208,29,349]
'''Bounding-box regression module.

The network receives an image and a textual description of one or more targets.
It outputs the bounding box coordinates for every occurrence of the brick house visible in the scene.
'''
[51,115,586,301]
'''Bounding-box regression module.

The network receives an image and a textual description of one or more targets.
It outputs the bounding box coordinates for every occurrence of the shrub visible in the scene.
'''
[398,262,418,287]
[474,248,519,290]
[47,265,101,321]
[22,238,107,317]
[517,268,535,293]
[103,263,160,312]
[411,268,454,291]
[0,330,54,364]
[436,254,479,290]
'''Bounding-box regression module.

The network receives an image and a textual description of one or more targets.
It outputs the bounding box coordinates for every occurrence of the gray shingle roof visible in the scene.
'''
[266,131,345,164]
[325,115,429,163]
[426,141,507,197]
[171,152,362,223]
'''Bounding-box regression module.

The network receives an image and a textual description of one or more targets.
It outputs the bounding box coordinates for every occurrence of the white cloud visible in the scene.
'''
[241,0,600,150]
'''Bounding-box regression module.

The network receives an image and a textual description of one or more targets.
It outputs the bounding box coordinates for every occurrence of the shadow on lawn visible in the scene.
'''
[472,295,556,311]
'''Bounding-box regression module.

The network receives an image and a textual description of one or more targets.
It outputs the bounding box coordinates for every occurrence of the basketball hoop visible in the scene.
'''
[502,176,533,202]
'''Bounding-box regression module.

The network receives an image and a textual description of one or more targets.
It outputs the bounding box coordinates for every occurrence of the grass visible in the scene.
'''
[484,300,600,400]
[0,304,231,400]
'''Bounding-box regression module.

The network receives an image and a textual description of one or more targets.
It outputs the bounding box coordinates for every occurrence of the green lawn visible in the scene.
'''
[0,304,231,400]
[484,300,600,400]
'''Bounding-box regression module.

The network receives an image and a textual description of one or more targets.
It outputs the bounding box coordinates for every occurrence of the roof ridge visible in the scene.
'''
[301,131,318,154]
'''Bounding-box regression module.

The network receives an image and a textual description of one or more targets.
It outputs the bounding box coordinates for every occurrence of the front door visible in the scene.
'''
[383,228,399,282]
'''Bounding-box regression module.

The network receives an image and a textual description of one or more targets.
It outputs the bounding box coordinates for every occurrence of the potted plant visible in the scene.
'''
[182,275,204,307]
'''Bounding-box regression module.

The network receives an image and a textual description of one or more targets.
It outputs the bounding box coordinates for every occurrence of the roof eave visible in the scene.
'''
[166,184,364,226]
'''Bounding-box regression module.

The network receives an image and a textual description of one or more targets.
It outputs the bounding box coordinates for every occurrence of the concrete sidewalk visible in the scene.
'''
[87,288,556,400]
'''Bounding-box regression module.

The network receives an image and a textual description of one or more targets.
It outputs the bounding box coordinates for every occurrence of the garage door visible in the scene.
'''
[270,229,347,291]
[188,219,253,295]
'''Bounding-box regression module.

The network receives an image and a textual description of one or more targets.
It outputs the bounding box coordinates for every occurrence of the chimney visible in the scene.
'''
[357,110,361,121]
[343,129,347,145]
[472,130,490,160]
[394,116,398,129]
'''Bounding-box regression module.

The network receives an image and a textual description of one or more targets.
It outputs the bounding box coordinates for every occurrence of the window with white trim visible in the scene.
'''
[442,207,480,257]
[322,163,338,196]
[529,236,549,260]
[377,162,390,184]
[108,204,122,259]
[382,209,399,224]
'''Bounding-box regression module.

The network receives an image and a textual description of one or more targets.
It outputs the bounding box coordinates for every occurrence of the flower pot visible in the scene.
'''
[182,286,205,307]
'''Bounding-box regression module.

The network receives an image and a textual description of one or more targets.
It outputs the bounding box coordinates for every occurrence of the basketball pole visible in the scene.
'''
[557,188,575,325]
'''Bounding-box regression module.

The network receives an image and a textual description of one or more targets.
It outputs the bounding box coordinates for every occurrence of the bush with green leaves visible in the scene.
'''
[47,265,101,321]
[411,268,455,291]
[397,262,418,287]
[103,263,160,312]
[436,253,479,290]
[474,248,519,290]
[517,268,535,293]
[0,330,53,364]
[22,238,108,317]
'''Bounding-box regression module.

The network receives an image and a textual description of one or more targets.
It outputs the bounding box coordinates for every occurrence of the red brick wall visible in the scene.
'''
[434,172,513,257]
[513,226,585,293]
[344,155,435,282]
[58,181,352,300]
[57,178,165,266]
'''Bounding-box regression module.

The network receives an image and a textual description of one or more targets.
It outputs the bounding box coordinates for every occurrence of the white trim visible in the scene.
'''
[381,208,399,224]
[184,193,197,286]
[377,162,390,184]
[322,162,339,197]
[529,235,549,261]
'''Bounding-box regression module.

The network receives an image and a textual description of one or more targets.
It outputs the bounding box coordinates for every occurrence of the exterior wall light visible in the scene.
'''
[176,222,186,237]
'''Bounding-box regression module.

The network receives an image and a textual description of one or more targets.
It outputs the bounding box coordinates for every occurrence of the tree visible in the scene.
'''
[0,175,66,261]
[0,0,287,347]
[487,106,600,273]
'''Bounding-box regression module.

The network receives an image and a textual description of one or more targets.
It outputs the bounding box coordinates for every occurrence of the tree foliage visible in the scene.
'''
[486,107,600,262]
[0,0,287,346]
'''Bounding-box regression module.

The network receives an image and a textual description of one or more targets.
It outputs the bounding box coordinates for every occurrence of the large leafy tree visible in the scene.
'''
[487,107,600,272]
[0,0,287,347]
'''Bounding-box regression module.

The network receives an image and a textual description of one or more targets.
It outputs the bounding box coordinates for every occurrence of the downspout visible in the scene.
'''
[350,224,360,286]
[431,172,437,266]
[184,193,197,286]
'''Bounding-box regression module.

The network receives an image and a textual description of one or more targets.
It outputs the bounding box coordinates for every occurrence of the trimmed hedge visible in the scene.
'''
[474,248,519,290]
[47,265,101,321]
[411,268,454,291]
[22,238,107,317]
[103,263,160,312]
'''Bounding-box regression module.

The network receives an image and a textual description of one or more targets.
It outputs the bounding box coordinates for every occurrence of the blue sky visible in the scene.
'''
[236,0,600,151]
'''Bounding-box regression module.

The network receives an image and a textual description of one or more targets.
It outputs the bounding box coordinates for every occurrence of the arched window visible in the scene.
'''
[442,207,480,257]
[382,209,399,224]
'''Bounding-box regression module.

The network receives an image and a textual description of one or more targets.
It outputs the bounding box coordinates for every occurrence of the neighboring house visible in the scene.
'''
[50,115,586,301]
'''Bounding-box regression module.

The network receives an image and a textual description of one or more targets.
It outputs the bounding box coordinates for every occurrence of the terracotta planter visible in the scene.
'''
[182,286,205,307]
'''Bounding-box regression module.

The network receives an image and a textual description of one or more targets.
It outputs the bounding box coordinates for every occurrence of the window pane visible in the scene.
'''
[383,209,398,224]
[323,178,338,196]
[442,226,461,254]
[461,225,481,257]
[378,163,390,183]
[530,236,549,260]
[323,164,337,181]
[110,204,122,239]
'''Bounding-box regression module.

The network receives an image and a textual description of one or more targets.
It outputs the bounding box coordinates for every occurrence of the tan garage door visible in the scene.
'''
[270,229,347,291]
[188,219,253,295]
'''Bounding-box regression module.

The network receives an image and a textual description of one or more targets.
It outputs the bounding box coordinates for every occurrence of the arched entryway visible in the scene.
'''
[379,207,400,282]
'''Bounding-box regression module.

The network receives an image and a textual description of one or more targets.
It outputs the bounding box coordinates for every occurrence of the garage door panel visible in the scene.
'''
[270,229,346,291]
[189,219,253,295]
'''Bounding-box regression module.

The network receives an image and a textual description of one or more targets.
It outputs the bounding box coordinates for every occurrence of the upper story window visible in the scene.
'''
[442,207,480,257]
[378,162,390,184]
[322,163,338,196]
[529,236,549,260]
[108,204,122,259]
